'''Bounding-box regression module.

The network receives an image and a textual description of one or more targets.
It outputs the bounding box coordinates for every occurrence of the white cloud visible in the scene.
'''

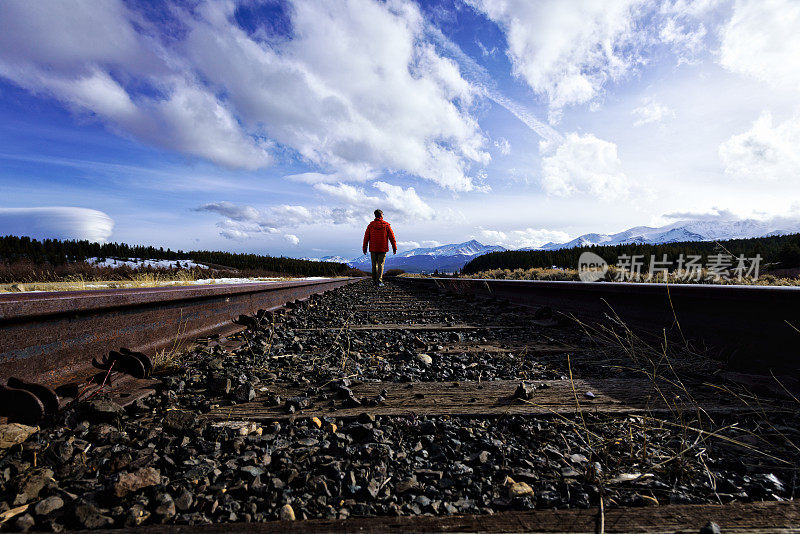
[285,167,375,185]
[199,176,438,241]
[469,0,644,118]
[372,182,435,221]
[719,111,800,182]
[313,183,379,208]
[494,137,511,155]
[314,181,435,222]
[719,0,800,89]
[632,99,675,126]
[0,0,489,190]
[540,133,629,200]
[0,2,271,170]
[0,207,114,242]
[397,241,421,250]
[195,201,260,222]
[659,17,707,64]
[283,234,300,246]
[182,1,488,190]
[197,202,316,239]
[422,240,441,247]
[477,227,571,249]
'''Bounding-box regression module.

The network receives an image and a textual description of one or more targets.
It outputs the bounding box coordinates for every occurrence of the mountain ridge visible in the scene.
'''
[525,218,800,251]
[313,219,800,274]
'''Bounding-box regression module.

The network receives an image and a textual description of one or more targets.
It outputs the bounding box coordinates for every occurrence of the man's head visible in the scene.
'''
[374,209,383,219]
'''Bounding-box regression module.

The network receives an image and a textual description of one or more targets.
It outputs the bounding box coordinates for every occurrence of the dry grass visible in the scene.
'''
[566,307,800,479]
[462,266,800,285]
[0,259,317,292]
[0,272,303,293]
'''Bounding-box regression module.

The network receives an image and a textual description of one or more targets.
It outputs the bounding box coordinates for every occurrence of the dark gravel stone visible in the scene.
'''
[163,410,196,433]
[174,490,193,512]
[113,467,161,497]
[82,399,125,422]
[232,383,256,402]
[14,513,35,532]
[240,466,265,479]
[155,493,176,520]
[13,468,53,505]
[50,440,74,464]
[286,396,311,411]
[34,495,64,516]
[208,375,231,395]
[74,503,114,529]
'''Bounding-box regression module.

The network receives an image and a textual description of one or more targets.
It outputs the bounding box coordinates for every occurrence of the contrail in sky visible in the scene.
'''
[424,25,564,146]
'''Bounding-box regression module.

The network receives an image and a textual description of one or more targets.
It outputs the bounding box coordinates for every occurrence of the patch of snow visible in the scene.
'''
[86,257,208,270]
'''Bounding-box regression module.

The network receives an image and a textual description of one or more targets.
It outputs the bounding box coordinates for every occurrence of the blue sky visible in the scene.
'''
[1,0,799,259]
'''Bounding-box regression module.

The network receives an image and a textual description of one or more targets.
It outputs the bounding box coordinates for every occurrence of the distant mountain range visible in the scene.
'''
[527,218,800,251]
[348,240,505,273]
[306,219,800,273]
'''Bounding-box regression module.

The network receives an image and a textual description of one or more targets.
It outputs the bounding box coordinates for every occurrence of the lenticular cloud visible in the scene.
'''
[0,207,114,243]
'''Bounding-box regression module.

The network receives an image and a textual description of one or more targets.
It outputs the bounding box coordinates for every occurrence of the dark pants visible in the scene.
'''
[371,252,386,284]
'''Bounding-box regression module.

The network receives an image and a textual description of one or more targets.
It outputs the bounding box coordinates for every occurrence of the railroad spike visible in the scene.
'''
[0,383,46,424]
[119,348,153,377]
[6,377,59,416]
[92,350,148,379]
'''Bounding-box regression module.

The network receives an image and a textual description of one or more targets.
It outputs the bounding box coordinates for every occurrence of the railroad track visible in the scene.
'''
[1,279,799,532]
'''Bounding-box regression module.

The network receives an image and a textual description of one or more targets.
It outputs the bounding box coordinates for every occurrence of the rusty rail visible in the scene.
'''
[396,277,800,371]
[0,278,360,389]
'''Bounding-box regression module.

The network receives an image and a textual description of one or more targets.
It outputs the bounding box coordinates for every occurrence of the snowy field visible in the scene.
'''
[86,257,207,269]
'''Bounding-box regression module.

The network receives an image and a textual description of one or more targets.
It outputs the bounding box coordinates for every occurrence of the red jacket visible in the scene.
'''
[363,218,397,253]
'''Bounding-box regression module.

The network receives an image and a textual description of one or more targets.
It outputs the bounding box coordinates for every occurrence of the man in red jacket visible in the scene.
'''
[362,209,397,287]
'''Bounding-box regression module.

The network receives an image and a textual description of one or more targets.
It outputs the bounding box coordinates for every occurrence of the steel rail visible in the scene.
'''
[396,277,800,370]
[0,278,360,389]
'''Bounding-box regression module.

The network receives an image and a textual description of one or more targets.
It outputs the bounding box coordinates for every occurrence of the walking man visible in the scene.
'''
[362,209,397,287]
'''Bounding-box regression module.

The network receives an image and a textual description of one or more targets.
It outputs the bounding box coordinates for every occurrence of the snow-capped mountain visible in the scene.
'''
[349,240,505,273]
[395,240,505,258]
[527,218,800,251]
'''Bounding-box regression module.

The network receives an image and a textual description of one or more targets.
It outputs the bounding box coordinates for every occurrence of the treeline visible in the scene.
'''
[462,233,800,274]
[0,235,351,277]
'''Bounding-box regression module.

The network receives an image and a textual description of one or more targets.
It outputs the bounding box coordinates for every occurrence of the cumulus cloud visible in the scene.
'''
[477,227,571,249]
[197,178,436,240]
[632,99,675,126]
[540,133,629,200]
[0,0,489,190]
[719,0,800,89]
[314,181,435,222]
[719,111,800,182]
[0,207,114,242]
[0,2,271,170]
[372,182,435,221]
[283,234,300,246]
[313,183,379,208]
[179,0,488,191]
[469,0,644,118]
[397,241,421,250]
